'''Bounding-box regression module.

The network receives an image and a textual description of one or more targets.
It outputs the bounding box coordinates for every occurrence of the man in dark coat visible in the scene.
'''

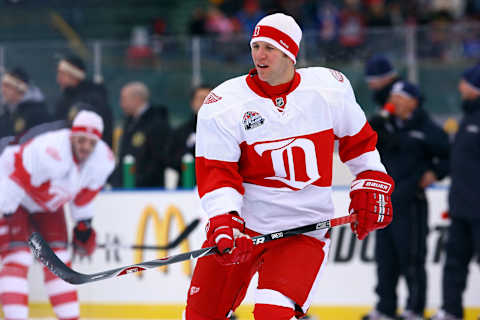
[111,81,171,188]
[430,65,480,320]
[363,81,450,320]
[55,55,113,147]
[170,85,212,175]
[365,54,402,108]
[0,67,51,140]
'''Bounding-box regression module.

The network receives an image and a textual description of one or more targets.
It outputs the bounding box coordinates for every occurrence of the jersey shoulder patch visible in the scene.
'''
[328,68,344,82]
[298,67,349,91]
[199,75,248,119]
[203,91,222,104]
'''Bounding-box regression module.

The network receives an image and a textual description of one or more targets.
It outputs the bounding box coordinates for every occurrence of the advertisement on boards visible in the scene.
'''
[27,188,479,311]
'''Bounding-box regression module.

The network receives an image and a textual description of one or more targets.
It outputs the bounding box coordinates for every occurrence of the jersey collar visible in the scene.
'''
[245,68,301,98]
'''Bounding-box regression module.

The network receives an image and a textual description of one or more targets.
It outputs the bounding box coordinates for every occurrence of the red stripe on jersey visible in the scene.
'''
[0,292,28,305]
[2,263,29,277]
[9,142,53,211]
[73,187,101,206]
[196,158,245,198]
[239,130,334,190]
[337,122,378,163]
[49,291,78,306]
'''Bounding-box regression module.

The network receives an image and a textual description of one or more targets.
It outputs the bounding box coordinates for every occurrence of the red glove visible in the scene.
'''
[349,171,395,240]
[73,220,96,256]
[206,212,253,266]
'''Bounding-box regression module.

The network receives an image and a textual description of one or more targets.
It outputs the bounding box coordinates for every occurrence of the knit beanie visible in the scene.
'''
[250,13,302,64]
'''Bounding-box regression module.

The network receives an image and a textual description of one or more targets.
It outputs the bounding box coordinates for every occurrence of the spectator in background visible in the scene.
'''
[338,0,366,59]
[419,10,454,60]
[313,1,340,60]
[126,26,155,68]
[234,0,264,35]
[189,7,208,35]
[429,65,480,320]
[54,55,113,147]
[363,81,450,320]
[364,55,403,163]
[365,0,393,27]
[365,54,401,108]
[0,67,51,139]
[169,84,212,183]
[111,81,171,188]
[315,1,340,41]
[205,6,235,38]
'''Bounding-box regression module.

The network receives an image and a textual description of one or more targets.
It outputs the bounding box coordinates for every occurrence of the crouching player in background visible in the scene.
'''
[0,110,114,320]
[184,13,395,320]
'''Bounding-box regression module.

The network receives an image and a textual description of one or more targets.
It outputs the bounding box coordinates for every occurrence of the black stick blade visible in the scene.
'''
[29,232,89,284]
[29,231,217,285]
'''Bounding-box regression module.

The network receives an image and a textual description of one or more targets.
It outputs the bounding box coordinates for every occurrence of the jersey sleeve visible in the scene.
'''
[6,138,61,212]
[333,77,386,176]
[69,142,115,222]
[195,104,244,218]
[69,188,101,221]
[0,147,25,214]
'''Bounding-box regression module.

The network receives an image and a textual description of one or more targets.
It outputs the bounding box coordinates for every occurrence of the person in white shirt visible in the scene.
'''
[0,110,115,320]
[184,13,395,320]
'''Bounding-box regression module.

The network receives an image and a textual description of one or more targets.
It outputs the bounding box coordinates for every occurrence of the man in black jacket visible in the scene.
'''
[111,81,171,188]
[430,65,480,320]
[55,55,113,147]
[363,81,450,320]
[0,67,51,139]
[365,54,401,108]
[170,84,212,177]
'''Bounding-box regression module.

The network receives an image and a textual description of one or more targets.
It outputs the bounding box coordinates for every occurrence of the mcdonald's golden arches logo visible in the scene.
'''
[135,204,191,276]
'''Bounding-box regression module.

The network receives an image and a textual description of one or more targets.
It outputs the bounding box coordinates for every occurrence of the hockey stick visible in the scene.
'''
[29,214,357,285]
[95,218,200,251]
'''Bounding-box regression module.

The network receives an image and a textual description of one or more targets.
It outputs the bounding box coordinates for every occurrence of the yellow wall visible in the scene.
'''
[14,303,480,320]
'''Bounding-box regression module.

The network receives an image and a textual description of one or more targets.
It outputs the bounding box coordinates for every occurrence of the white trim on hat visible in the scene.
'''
[2,73,28,92]
[71,110,103,140]
[58,60,86,80]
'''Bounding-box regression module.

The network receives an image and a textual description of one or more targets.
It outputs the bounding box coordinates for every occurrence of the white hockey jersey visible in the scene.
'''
[0,129,115,222]
[196,67,386,236]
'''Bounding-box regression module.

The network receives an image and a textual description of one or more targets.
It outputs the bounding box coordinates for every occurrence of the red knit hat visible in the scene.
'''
[250,13,302,64]
[71,110,103,140]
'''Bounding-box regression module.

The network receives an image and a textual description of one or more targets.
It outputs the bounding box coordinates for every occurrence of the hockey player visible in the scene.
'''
[185,13,395,320]
[0,110,115,320]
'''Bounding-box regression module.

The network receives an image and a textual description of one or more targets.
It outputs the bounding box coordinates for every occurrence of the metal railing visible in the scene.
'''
[0,23,478,125]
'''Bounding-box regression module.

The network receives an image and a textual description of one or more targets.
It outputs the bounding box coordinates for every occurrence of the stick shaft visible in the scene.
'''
[29,214,357,284]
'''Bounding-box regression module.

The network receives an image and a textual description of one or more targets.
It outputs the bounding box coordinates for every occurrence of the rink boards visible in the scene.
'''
[23,187,479,319]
